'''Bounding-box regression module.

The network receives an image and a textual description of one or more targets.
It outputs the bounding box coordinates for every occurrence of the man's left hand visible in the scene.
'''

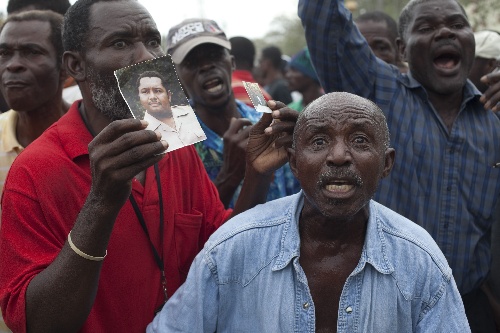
[246,100,299,175]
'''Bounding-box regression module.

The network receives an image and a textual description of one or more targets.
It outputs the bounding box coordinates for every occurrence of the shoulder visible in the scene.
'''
[374,201,450,271]
[205,194,298,250]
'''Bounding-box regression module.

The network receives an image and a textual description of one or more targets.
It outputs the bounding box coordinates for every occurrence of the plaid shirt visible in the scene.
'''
[299,0,500,294]
[194,99,300,208]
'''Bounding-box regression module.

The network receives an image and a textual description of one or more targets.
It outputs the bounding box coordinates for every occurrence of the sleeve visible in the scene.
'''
[147,251,219,333]
[298,0,398,99]
[416,277,471,332]
[0,184,63,333]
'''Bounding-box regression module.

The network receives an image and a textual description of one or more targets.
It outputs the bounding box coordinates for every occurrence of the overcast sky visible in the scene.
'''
[0,0,300,39]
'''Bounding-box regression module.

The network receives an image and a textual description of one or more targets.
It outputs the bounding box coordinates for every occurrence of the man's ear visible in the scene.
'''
[63,50,86,83]
[287,147,299,179]
[381,147,395,179]
[396,37,407,62]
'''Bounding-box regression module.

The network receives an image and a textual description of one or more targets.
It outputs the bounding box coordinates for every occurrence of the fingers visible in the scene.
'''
[223,118,253,145]
[480,70,500,111]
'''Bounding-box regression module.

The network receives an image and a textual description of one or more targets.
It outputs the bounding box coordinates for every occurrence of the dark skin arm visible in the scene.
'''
[25,119,167,333]
[232,100,299,216]
[213,117,253,208]
[480,68,500,112]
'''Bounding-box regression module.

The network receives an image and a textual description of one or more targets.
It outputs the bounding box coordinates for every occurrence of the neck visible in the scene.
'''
[193,97,240,136]
[427,88,464,131]
[79,102,113,136]
[16,98,69,148]
[299,201,369,244]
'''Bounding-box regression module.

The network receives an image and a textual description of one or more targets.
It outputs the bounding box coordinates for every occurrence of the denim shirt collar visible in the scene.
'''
[272,193,394,276]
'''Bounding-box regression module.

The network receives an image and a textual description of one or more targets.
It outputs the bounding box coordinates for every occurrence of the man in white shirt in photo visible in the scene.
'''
[137,70,206,152]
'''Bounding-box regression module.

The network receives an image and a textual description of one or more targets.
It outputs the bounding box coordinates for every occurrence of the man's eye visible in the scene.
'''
[113,41,127,49]
[451,23,464,29]
[0,50,11,57]
[312,137,326,146]
[353,136,368,144]
[147,39,160,48]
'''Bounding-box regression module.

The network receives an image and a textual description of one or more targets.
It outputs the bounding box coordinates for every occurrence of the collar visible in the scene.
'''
[57,100,95,160]
[402,71,482,101]
[0,110,23,153]
[272,193,394,276]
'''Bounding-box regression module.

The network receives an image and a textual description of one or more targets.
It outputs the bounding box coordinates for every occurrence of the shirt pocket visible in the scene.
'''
[174,210,203,279]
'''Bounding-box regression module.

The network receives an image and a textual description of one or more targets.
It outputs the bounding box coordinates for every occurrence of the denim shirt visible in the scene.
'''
[148,192,470,332]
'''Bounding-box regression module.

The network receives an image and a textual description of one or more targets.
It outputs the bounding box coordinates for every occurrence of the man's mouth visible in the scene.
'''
[325,182,355,193]
[433,46,461,71]
[203,78,223,93]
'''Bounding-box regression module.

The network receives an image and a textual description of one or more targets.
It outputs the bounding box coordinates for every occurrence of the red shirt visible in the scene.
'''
[231,70,272,108]
[0,101,231,332]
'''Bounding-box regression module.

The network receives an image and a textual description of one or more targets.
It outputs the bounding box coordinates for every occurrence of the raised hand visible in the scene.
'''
[88,118,167,211]
[480,68,500,112]
[214,117,253,207]
[246,100,299,175]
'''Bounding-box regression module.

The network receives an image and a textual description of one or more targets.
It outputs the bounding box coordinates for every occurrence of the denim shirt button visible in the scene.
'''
[303,302,310,309]
[345,306,353,313]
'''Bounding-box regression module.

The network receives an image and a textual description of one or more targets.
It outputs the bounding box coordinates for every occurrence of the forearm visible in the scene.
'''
[231,167,273,217]
[298,0,380,96]
[25,193,121,333]
[213,171,244,208]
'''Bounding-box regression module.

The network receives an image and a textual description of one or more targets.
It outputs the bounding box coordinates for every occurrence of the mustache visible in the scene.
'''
[317,168,363,188]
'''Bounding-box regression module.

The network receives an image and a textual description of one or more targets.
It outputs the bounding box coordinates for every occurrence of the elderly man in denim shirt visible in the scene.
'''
[148,92,469,332]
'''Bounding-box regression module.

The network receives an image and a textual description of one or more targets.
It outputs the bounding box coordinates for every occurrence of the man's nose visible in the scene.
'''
[435,26,456,41]
[134,42,157,63]
[5,53,26,73]
[326,141,352,167]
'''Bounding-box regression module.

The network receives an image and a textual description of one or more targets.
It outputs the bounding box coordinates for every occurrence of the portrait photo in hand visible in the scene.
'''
[114,55,206,153]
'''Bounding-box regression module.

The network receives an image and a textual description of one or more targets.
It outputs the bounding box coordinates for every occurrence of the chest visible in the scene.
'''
[299,244,362,332]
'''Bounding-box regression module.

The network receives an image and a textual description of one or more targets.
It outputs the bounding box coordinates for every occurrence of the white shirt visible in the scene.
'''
[144,105,206,152]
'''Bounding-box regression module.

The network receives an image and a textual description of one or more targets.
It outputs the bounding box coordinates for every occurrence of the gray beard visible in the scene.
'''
[87,68,131,121]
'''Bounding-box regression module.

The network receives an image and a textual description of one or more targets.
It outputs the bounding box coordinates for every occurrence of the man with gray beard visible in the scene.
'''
[148,92,469,332]
[0,0,298,332]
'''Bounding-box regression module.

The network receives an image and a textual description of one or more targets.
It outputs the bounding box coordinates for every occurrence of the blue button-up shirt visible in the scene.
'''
[298,0,500,294]
[193,99,300,208]
[148,193,469,332]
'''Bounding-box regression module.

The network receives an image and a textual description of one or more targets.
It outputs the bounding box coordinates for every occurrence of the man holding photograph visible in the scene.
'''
[0,0,298,332]
[137,70,205,152]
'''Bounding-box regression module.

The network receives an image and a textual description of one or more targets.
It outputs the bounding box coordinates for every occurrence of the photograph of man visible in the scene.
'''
[136,70,206,152]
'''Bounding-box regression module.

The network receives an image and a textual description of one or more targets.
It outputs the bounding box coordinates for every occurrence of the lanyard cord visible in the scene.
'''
[78,105,168,303]
[129,163,168,303]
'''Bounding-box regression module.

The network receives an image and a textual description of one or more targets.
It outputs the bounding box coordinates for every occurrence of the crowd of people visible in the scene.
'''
[0,0,499,332]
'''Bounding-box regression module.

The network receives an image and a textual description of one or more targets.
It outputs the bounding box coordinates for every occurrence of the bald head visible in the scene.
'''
[293,92,390,150]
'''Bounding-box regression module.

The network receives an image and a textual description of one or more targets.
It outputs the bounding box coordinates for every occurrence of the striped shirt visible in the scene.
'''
[298,0,500,294]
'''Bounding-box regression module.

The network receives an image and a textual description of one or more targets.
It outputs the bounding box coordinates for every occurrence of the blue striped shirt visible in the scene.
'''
[298,0,500,294]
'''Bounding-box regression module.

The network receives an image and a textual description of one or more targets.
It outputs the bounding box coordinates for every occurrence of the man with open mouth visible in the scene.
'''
[300,0,500,330]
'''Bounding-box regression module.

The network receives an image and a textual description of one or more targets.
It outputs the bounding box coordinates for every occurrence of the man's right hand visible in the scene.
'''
[214,117,253,207]
[88,118,167,211]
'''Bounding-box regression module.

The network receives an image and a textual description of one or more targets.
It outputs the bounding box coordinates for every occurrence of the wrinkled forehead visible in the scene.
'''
[88,1,158,38]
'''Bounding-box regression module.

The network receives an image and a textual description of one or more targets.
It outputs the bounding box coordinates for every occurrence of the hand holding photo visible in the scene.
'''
[242,81,272,113]
[114,55,206,153]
